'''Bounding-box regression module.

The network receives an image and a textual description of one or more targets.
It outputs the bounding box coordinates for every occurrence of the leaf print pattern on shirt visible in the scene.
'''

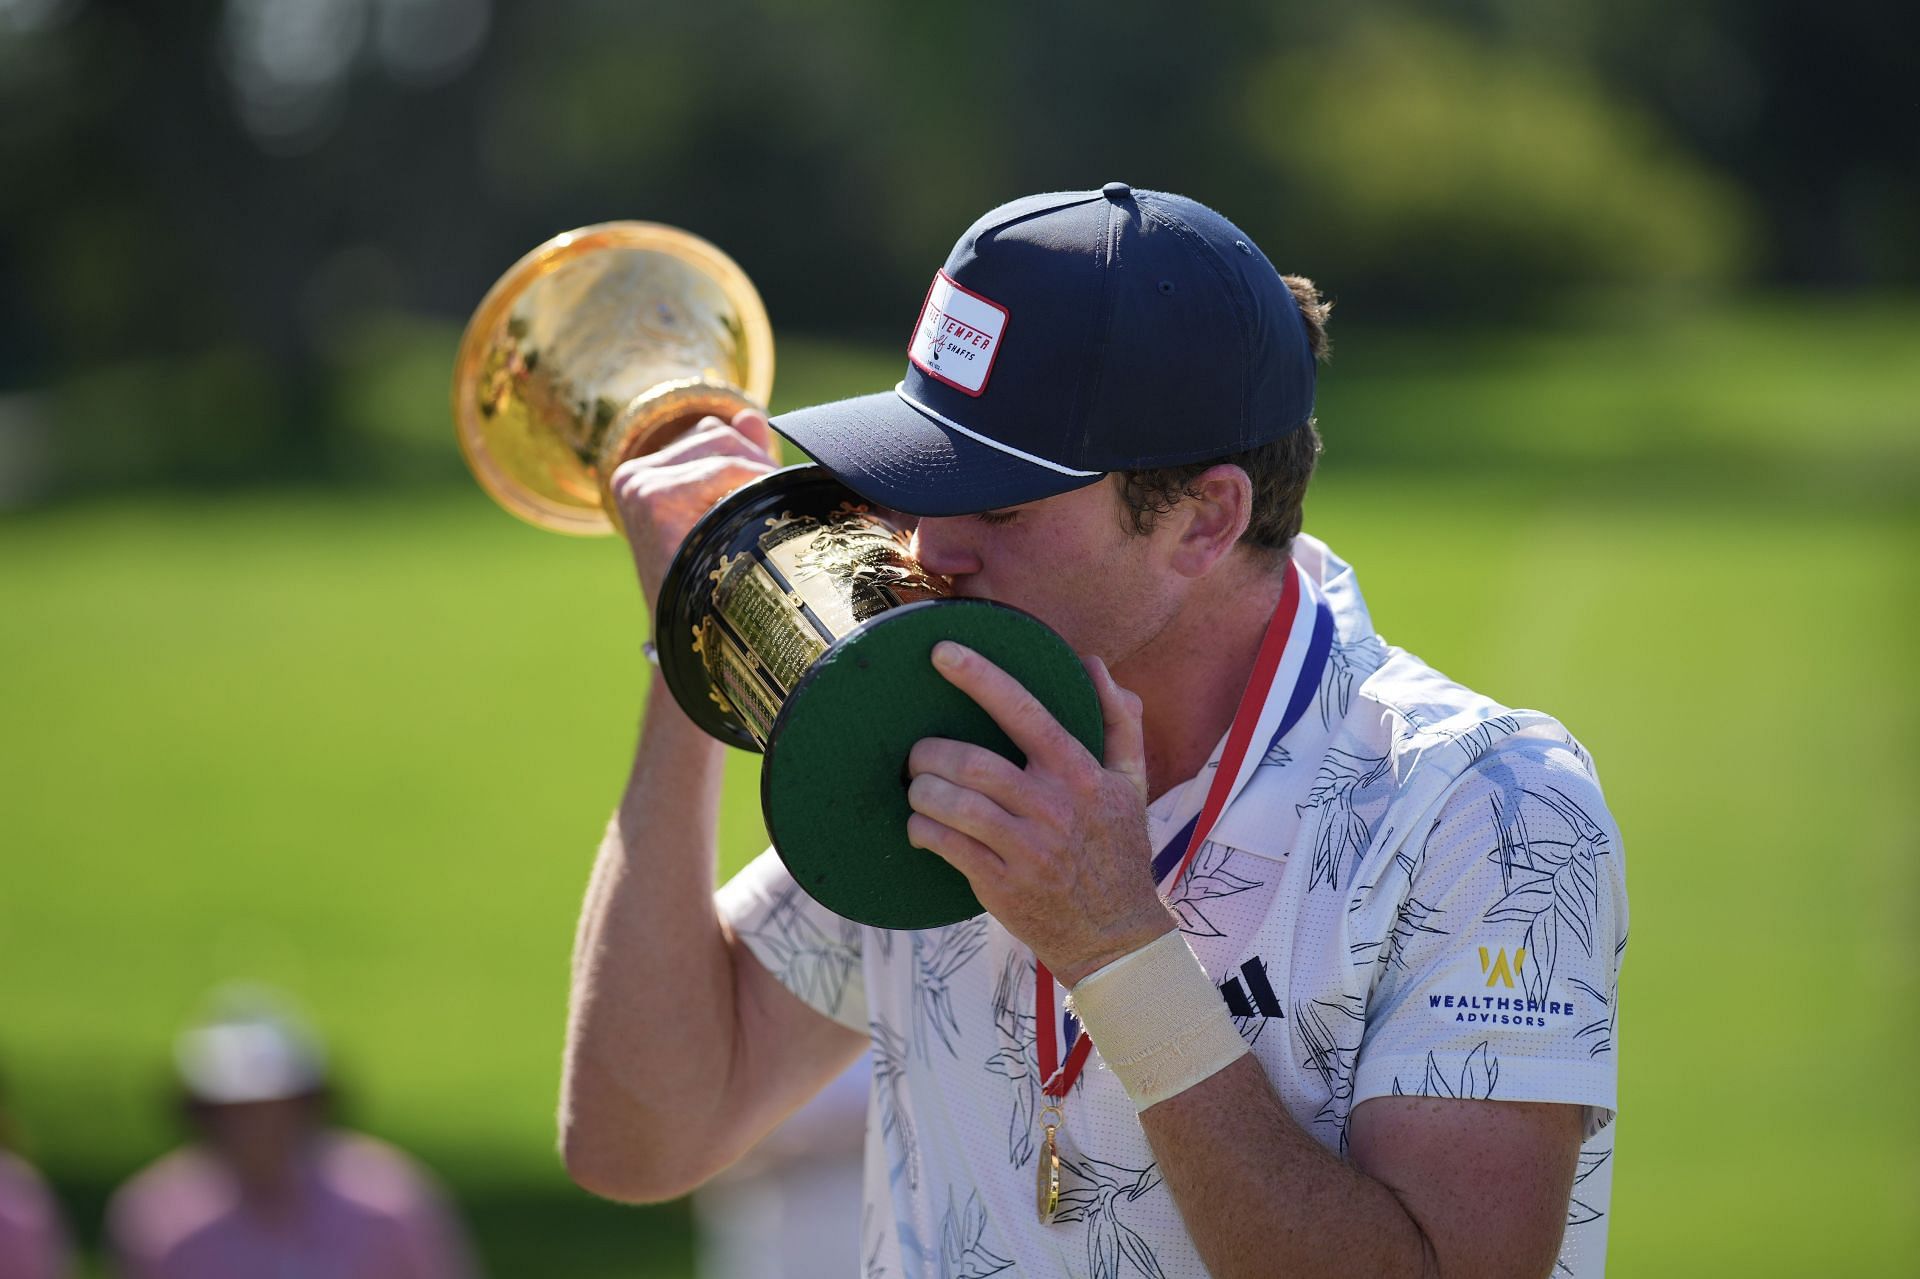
[982,954,1039,1169]
[1484,784,1612,1008]
[863,1203,889,1279]
[1554,1147,1613,1275]
[871,1019,921,1191]
[1298,748,1392,892]
[1347,840,1435,969]
[739,884,861,1018]
[1228,1007,1277,1050]
[1570,929,1628,1058]
[1438,713,1523,771]
[1378,894,1449,975]
[1562,730,1594,777]
[1295,993,1365,1147]
[1165,842,1264,939]
[911,919,989,1060]
[1566,1146,1609,1228]
[938,1188,1014,1279]
[1053,1155,1167,1279]
[1393,1041,1501,1101]
[1318,639,1369,730]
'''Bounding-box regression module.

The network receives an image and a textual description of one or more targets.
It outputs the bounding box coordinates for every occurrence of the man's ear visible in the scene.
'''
[1165,464,1253,578]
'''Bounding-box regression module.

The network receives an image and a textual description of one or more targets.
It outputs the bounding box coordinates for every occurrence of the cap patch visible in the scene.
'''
[908,271,1008,397]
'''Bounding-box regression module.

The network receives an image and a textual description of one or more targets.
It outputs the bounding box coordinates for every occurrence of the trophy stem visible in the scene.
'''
[599,378,764,472]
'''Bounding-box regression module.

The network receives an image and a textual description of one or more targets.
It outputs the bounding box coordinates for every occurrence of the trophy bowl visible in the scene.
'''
[451,221,772,536]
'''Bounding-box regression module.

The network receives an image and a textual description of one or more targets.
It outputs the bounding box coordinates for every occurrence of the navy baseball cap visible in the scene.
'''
[770,183,1318,517]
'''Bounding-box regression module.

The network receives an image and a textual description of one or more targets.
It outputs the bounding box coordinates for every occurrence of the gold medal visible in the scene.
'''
[1036,1105,1063,1224]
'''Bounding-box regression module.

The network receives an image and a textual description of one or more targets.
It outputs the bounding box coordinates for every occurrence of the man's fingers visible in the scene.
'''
[731,408,782,462]
[906,813,1005,887]
[626,414,773,473]
[930,642,1084,774]
[1083,655,1148,796]
[907,737,1032,808]
[611,452,765,508]
[906,774,1022,851]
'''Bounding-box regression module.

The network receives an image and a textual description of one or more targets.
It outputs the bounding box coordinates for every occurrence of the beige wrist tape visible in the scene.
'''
[1064,930,1249,1112]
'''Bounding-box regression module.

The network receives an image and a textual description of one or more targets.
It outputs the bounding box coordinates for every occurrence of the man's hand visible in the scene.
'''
[905,643,1175,986]
[607,408,780,616]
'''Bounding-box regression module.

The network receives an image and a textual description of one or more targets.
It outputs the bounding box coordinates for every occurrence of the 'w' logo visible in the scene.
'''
[1479,947,1527,988]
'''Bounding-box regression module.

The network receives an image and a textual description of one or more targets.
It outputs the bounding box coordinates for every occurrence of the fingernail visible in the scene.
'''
[932,641,965,670]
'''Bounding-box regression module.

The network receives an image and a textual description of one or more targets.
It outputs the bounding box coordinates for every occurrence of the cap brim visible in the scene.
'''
[770,388,1105,517]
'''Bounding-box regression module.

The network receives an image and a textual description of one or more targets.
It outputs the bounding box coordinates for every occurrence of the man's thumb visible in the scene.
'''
[1084,655,1147,793]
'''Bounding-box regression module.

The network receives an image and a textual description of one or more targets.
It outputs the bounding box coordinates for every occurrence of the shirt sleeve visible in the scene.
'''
[0,1154,72,1279]
[716,848,869,1033]
[370,1150,480,1279]
[1352,735,1628,1136]
[102,1170,178,1279]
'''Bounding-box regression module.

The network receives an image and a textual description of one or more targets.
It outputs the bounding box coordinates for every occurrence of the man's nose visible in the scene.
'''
[910,516,983,578]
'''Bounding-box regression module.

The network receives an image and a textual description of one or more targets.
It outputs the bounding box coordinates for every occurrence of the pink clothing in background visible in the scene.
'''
[107,1132,476,1279]
[0,1151,72,1279]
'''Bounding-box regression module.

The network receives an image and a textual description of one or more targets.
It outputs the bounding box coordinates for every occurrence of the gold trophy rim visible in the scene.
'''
[450,220,776,537]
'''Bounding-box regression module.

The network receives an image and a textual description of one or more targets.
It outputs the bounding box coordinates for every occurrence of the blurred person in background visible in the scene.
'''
[692,1054,871,1279]
[0,1070,74,1279]
[106,988,478,1279]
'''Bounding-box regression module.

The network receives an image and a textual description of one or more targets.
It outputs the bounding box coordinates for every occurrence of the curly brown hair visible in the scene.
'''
[1116,275,1331,557]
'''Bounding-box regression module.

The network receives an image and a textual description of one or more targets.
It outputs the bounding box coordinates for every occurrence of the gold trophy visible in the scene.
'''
[453,223,1101,928]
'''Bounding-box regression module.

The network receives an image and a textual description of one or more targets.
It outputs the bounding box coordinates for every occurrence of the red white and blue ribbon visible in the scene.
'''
[1038,560,1334,1099]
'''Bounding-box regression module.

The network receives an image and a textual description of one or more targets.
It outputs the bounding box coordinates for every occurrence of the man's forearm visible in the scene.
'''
[1141,1054,1582,1279]
[560,677,736,1198]
[1140,1056,1434,1279]
[568,678,726,977]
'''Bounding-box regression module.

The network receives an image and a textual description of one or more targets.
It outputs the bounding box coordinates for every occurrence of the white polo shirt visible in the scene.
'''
[718,534,1627,1278]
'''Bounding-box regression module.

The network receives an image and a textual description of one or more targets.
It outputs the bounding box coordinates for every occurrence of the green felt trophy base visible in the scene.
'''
[762,598,1104,930]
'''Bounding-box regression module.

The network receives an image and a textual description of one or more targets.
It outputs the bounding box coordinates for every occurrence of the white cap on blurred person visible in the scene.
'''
[174,986,327,1105]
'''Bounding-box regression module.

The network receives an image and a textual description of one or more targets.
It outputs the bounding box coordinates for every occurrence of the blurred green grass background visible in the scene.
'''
[3,300,1916,1275]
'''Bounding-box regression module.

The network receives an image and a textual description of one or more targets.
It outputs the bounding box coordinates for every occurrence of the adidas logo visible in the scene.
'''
[1218,956,1283,1019]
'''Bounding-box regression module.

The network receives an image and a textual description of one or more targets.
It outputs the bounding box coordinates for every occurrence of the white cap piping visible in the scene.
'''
[894,383,1103,478]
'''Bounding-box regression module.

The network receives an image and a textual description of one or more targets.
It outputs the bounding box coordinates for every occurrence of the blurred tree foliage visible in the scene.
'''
[0,0,1910,498]
[1243,17,1753,308]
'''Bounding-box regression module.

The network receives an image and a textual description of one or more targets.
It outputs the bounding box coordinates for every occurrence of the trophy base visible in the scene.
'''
[762,598,1103,930]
